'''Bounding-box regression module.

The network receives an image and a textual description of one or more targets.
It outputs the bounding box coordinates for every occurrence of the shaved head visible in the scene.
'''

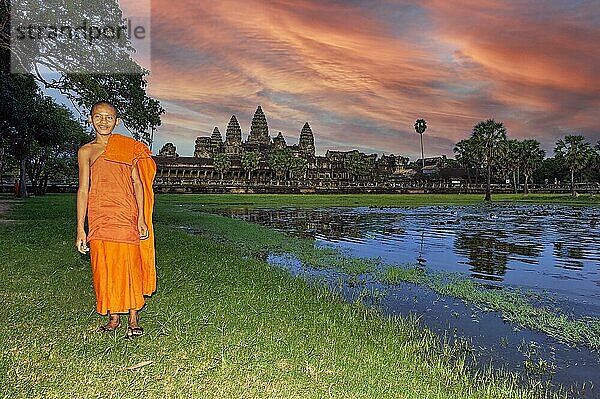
[91,101,118,117]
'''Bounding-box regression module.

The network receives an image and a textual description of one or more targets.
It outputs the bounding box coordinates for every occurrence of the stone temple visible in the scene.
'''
[189,105,317,164]
[153,105,448,193]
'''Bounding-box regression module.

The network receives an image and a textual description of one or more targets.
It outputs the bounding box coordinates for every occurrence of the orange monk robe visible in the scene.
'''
[87,134,156,315]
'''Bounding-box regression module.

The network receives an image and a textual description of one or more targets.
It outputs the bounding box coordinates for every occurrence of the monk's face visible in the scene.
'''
[89,103,119,136]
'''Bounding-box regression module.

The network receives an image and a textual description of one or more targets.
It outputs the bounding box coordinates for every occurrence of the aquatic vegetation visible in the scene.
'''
[169,201,600,353]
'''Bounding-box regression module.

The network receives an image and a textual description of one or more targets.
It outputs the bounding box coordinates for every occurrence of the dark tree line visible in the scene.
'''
[0,73,89,196]
[454,119,598,199]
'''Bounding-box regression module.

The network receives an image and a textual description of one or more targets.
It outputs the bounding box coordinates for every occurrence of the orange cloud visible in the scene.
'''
[147,0,599,157]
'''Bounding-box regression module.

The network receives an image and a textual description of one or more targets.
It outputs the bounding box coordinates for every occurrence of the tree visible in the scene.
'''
[501,139,523,193]
[533,157,565,187]
[241,151,259,180]
[1,0,164,145]
[24,103,89,195]
[269,148,292,183]
[471,120,507,201]
[414,119,427,169]
[0,73,41,197]
[0,73,88,196]
[520,139,545,195]
[213,153,231,181]
[554,135,594,195]
[454,137,482,184]
[289,156,307,180]
[345,151,364,181]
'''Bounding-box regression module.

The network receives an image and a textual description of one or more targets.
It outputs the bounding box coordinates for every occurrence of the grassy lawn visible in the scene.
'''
[159,194,600,352]
[0,193,569,398]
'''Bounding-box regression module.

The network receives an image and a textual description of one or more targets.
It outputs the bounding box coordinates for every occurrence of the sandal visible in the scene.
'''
[126,326,144,339]
[98,319,121,332]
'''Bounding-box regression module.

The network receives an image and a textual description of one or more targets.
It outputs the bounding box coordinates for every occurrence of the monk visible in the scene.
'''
[76,101,156,338]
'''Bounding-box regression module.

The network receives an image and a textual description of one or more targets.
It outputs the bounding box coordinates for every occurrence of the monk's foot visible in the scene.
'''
[98,314,121,332]
[126,309,143,338]
[125,325,144,339]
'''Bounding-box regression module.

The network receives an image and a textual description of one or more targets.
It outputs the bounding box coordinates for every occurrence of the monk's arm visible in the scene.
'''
[76,147,90,253]
[132,162,148,238]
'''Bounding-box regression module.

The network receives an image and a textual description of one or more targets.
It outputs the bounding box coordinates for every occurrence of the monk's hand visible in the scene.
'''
[138,220,149,240]
[76,232,89,254]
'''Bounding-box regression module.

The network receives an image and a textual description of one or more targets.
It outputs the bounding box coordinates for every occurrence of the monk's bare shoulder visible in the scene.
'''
[79,141,105,166]
[78,143,93,161]
[77,141,93,157]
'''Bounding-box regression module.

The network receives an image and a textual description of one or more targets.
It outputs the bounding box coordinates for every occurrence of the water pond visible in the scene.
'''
[209,204,600,397]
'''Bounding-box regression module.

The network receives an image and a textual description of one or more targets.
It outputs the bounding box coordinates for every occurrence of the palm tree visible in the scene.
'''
[471,119,507,202]
[554,135,594,196]
[500,139,522,193]
[414,119,427,169]
[520,139,545,195]
[241,150,259,180]
[454,137,481,184]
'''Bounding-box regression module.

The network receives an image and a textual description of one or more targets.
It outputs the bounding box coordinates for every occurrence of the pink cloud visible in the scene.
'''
[147,0,599,158]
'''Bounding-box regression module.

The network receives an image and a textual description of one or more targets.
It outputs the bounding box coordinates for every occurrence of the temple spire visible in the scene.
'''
[248,105,270,145]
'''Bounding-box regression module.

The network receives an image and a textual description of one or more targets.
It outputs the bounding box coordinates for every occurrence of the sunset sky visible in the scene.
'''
[144,0,599,159]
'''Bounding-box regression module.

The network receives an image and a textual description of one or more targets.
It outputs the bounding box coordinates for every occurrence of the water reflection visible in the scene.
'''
[209,204,600,312]
[454,232,542,281]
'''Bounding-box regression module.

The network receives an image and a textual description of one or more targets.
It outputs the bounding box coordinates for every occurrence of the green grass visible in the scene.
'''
[427,275,600,351]
[0,194,571,398]
[158,195,600,351]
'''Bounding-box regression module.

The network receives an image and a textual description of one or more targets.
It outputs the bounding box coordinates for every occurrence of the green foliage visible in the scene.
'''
[0,73,88,195]
[268,148,292,178]
[471,120,507,201]
[554,135,595,194]
[414,119,427,134]
[533,157,565,184]
[289,156,307,179]
[345,151,374,181]
[498,139,522,192]
[1,0,164,144]
[454,137,483,184]
[520,139,545,194]
[471,119,507,169]
[554,135,593,173]
[241,150,260,179]
[213,153,231,180]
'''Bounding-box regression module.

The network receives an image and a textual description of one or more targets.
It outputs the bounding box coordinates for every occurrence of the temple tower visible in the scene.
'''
[210,127,223,155]
[225,115,242,155]
[272,132,287,150]
[299,122,316,158]
[158,143,178,157]
[247,105,270,145]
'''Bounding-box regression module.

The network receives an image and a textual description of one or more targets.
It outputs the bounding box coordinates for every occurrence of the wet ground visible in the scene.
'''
[209,204,600,398]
